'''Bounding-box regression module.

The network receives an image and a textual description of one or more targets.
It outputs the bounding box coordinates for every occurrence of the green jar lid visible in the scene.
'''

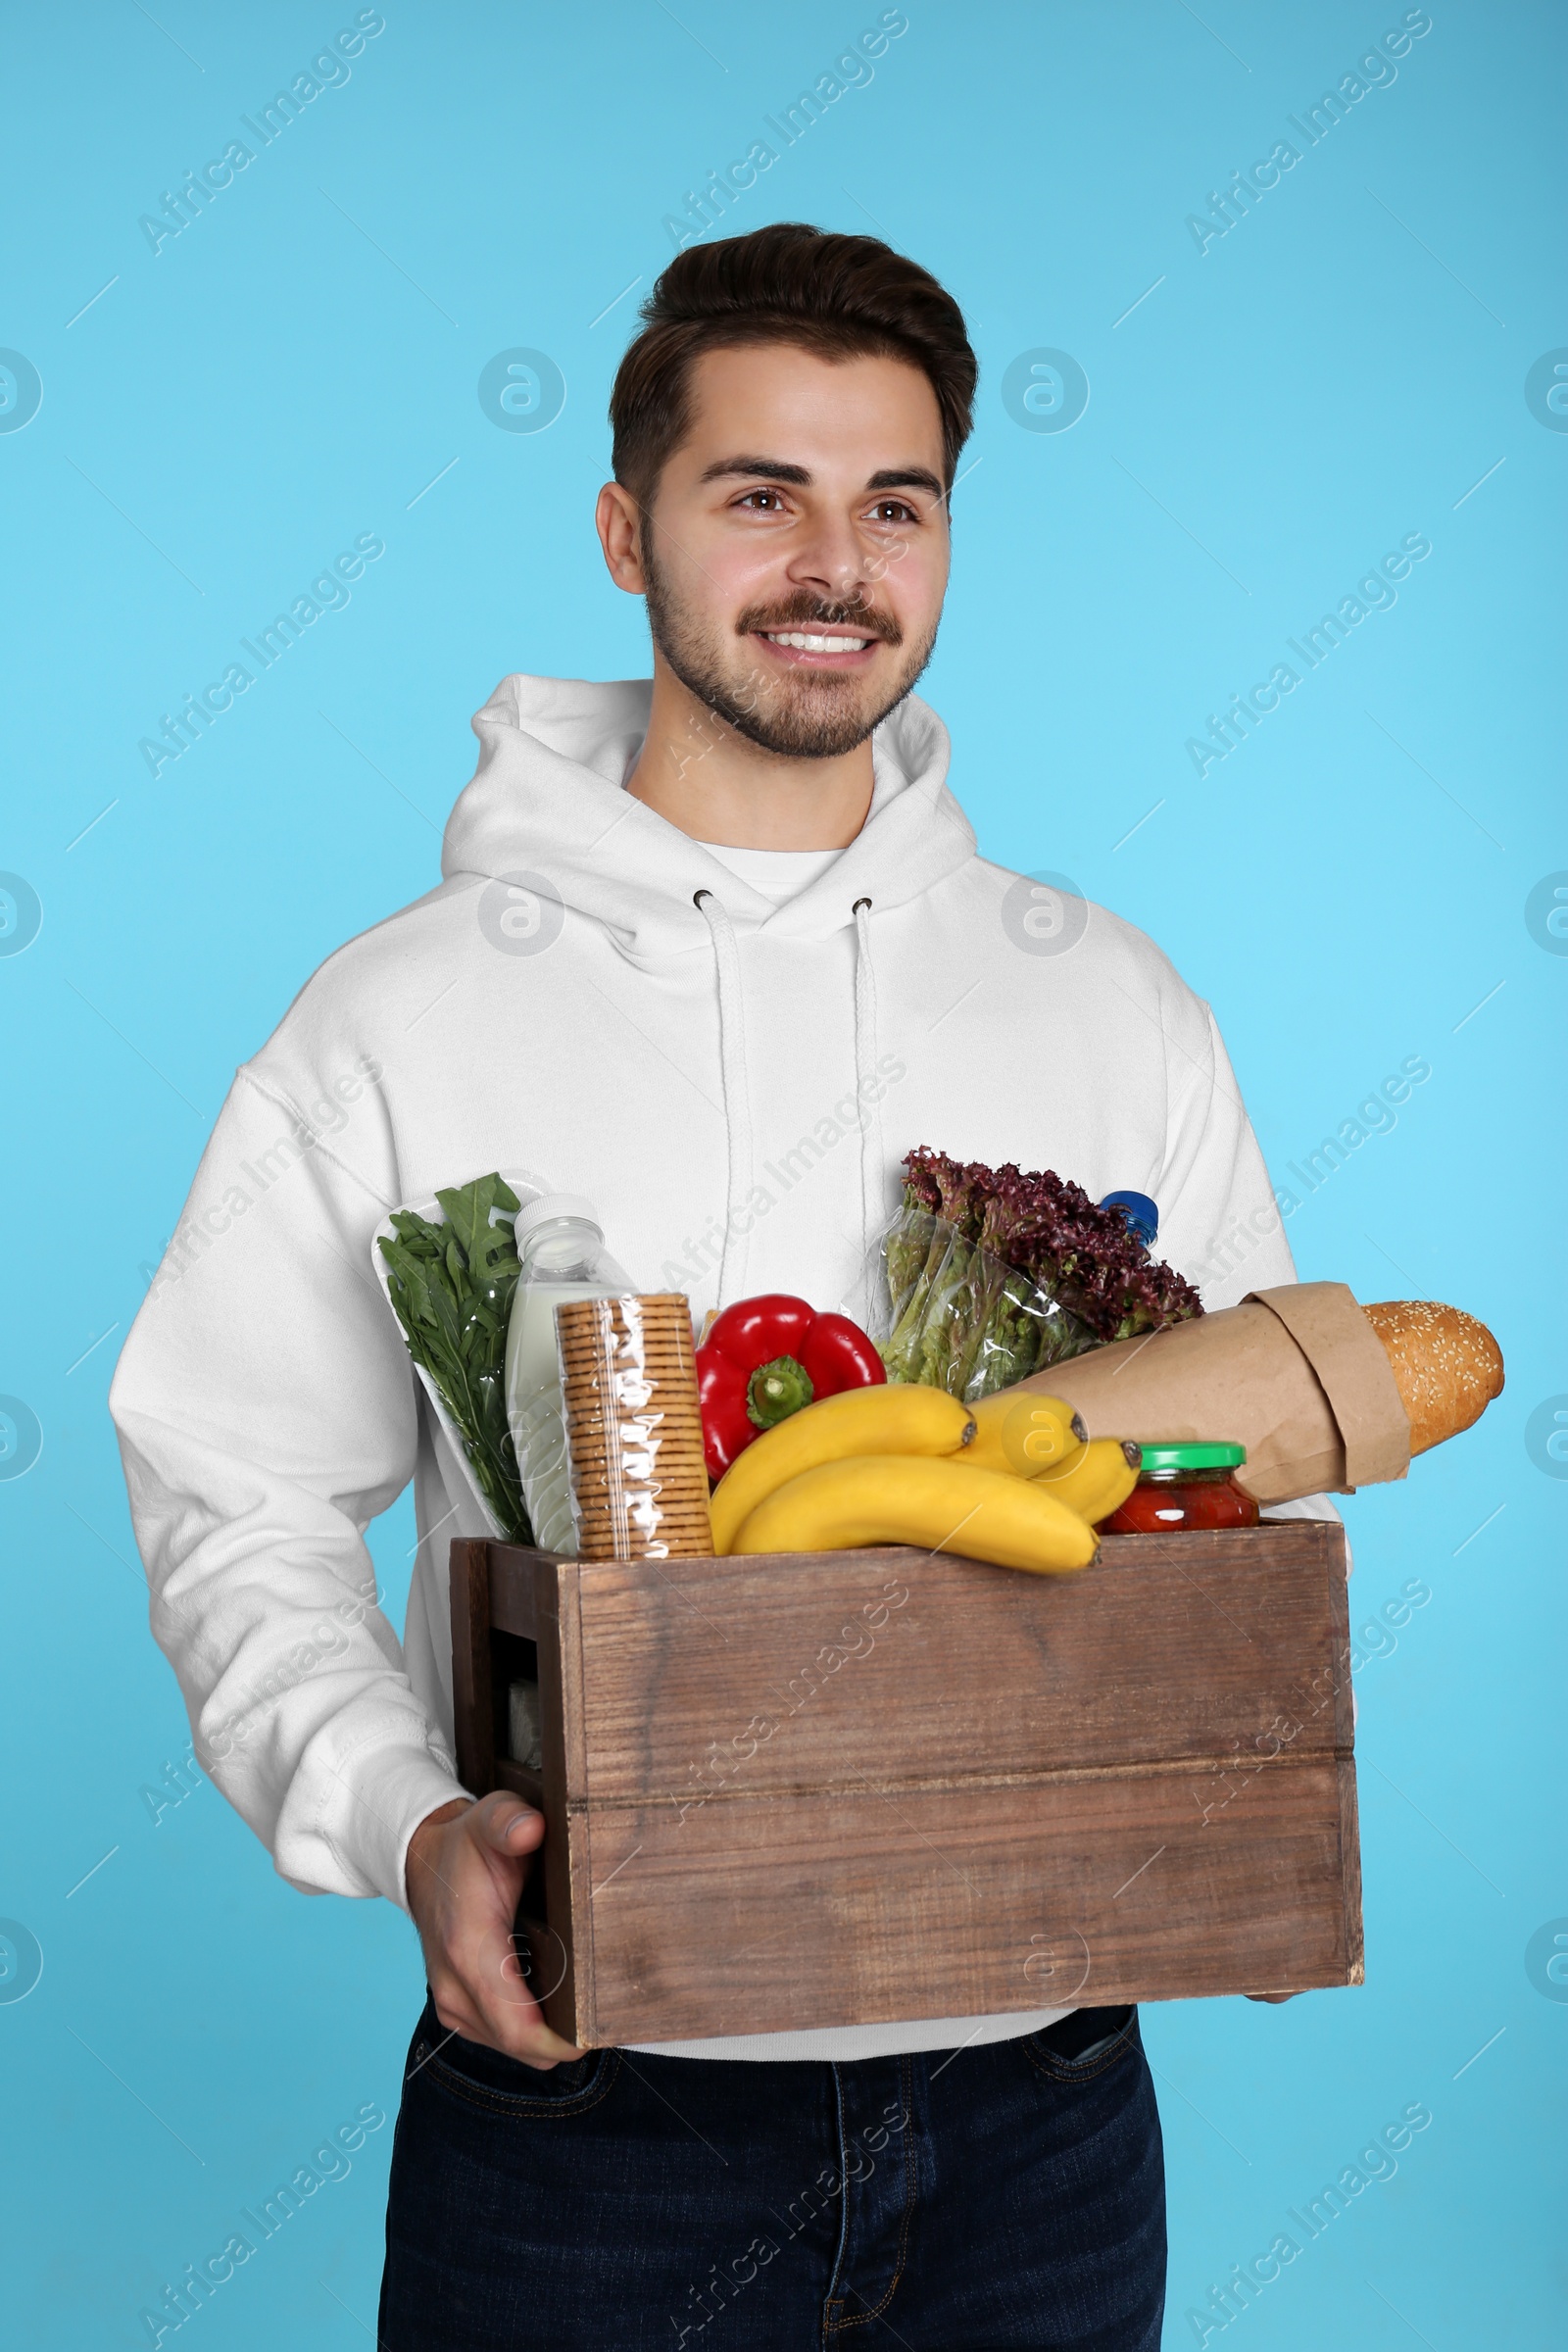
[1137,1441,1247,1474]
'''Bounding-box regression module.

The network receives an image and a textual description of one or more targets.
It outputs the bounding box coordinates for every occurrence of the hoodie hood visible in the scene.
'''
[441,671,977,960]
[437,672,976,1316]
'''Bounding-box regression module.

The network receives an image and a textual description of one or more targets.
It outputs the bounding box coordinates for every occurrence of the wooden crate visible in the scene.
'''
[449,1524,1361,2048]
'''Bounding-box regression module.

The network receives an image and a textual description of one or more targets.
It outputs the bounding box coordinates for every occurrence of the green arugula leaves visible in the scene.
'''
[378,1171,532,1543]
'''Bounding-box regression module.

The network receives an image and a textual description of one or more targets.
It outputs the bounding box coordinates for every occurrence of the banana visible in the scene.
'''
[730,1453,1100,1574]
[710,1386,975,1555]
[962,1390,1088,1479]
[1031,1436,1143,1525]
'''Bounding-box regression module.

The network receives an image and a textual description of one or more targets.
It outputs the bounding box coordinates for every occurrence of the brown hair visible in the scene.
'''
[610,222,977,510]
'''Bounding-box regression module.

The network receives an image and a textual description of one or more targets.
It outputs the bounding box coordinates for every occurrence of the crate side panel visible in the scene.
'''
[571,1528,1348,1804]
[579,1756,1353,2042]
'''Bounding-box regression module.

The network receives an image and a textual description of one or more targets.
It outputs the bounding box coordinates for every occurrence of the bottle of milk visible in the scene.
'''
[505,1195,633,1555]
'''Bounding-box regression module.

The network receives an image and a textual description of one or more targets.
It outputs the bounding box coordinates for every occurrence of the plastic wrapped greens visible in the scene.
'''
[377,1172,532,1542]
[877,1150,1203,1403]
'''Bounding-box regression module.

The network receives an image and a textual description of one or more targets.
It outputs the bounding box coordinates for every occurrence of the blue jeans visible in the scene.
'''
[379,1997,1165,2349]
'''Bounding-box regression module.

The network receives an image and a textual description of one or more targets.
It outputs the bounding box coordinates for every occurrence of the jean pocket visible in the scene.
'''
[1022,2008,1140,2085]
[411,2023,620,2120]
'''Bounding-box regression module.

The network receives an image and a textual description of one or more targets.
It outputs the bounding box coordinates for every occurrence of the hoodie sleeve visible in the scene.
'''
[1152,995,1298,1308]
[109,1054,467,1911]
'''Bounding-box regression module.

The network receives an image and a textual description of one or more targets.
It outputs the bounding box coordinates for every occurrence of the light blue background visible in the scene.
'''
[1,3,1562,2343]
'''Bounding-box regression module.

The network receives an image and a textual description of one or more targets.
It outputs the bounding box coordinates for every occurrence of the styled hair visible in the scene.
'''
[610,222,977,510]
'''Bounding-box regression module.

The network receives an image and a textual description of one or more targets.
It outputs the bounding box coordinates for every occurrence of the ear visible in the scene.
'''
[596,481,647,594]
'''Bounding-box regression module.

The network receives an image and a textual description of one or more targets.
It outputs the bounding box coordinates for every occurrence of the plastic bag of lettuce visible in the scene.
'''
[878,1150,1203,1403]
[377,1171,532,1543]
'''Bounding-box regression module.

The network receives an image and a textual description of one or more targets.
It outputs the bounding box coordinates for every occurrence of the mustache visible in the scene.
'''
[736,593,902,646]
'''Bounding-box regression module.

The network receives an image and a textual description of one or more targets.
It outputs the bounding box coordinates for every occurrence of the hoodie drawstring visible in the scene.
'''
[695,888,884,1322]
[852,897,884,1312]
[694,890,754,1310]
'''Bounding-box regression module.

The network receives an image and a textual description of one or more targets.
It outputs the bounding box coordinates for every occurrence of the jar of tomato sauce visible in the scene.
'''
[1100,1442,1259,1534]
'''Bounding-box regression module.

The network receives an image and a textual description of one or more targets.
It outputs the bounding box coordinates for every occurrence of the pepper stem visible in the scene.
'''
[746,1354,814,1429]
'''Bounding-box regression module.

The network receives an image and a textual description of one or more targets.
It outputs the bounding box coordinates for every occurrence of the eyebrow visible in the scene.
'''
[698,455,946,500]
[866,466,945,499]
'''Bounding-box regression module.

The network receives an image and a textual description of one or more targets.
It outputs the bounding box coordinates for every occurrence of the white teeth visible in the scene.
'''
[763,630,871,652]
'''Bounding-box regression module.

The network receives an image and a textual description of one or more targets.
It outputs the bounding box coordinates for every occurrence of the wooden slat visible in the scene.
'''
[1338,1756,1365,1984]
[493,1759,546,1810]
[531,1560,591,2042]
[556,1570,597,2042]
[488,1543,546,1640]
[569,1525,1348,1808]
[575,1756,1355,2041]
[448,1539,494,1794]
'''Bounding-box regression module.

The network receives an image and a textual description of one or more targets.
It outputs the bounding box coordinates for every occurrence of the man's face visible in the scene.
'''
[636,342,952,759]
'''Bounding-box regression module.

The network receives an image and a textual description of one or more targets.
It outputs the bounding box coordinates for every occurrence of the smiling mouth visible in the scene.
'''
[758,629,877,656]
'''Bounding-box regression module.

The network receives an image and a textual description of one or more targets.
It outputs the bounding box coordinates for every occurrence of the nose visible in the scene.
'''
[783,509,875,612]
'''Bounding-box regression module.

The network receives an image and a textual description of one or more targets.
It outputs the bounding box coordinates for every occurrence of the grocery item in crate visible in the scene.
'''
[695,1292,886,1479]
[505,1196,634,1555]
[1030,1435,1145,1524]
[710,1382,974,1552]
[377,1171,531,1541]
[507,1678,543,1770]
[710,1382,1106,1575]
[962,1388,1087,1476]
[1037,1283,1503,1503]
[730,1452,1102,1574]
[1360,1299,1503,1455]
[558,1293,712,1560]
[878,1150,1201,1400]
[1100,1441,1260,1534]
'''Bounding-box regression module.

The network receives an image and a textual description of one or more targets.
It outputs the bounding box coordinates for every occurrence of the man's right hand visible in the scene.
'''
[405,1793,584,2070]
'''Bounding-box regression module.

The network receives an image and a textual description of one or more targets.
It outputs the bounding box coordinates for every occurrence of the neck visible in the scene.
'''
[624,650,874,849]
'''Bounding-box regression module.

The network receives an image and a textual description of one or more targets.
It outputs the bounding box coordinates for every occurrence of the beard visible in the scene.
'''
[642,542,940,760]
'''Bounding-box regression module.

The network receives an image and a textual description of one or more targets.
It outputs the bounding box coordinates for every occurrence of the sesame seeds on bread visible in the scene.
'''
[1362,1300,1504,1456]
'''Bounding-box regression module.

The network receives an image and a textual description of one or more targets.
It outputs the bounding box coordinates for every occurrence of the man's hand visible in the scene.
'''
[1246,1992,1298,2004]
[405,1793,583,2070]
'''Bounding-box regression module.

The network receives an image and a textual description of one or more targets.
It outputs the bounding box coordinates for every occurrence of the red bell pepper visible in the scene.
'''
[696,1293,886,1480]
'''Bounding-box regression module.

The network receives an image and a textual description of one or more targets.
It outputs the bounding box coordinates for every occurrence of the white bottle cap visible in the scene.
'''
[514,1193,604,1247]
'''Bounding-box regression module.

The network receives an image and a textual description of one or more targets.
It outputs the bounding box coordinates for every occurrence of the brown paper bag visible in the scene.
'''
[1022,1282,1410,1505]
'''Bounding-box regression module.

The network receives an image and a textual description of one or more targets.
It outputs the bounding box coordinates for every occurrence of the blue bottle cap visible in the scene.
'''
[1099,1190,1158,1249]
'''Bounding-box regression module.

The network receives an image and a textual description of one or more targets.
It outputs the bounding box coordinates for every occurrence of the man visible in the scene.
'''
[113,224,1302,2347]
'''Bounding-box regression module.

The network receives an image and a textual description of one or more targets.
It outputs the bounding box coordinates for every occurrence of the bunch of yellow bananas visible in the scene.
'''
[710,1386,1141,1575]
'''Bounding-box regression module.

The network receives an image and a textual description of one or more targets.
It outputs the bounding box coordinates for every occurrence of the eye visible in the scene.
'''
[734,488,789,513]
[867,499,919,524]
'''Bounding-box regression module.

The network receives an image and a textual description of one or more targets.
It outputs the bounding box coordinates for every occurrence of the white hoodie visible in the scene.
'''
[111,672,1299,2064]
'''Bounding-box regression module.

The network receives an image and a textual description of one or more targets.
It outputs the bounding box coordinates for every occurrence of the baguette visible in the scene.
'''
[1362,1300,1503,1456]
